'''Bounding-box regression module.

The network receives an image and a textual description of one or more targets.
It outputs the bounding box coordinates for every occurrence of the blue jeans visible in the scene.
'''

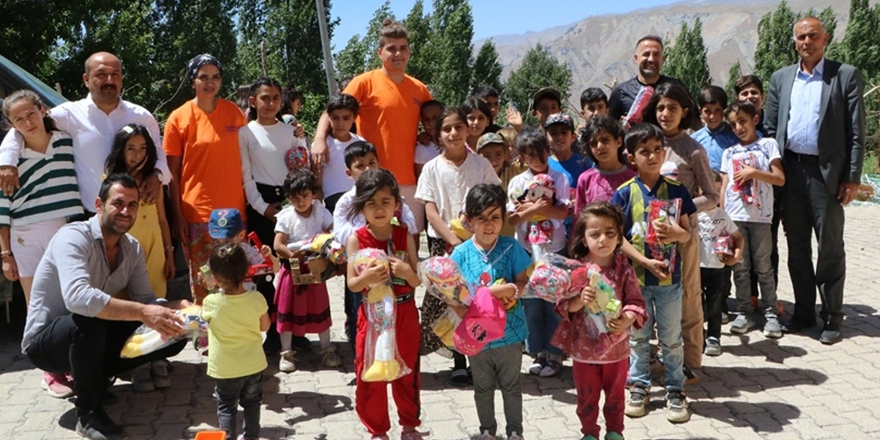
[629,284,684,391]
[522,298,563,356]
[214,370,264,440]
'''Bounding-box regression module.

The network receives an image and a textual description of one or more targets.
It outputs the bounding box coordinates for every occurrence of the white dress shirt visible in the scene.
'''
[0,94,170,209]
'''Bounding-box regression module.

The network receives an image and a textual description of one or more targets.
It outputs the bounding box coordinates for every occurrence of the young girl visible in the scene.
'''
[643,82,719,383]
[273,168,337,371]
[0,89,83,398]
[463,97,493,151]
[414,100,444,180]
[574,115,636,214]
[554,202,646,440]
[345,169,424,440]
[507,127,571,378]
[201,243,270,440]
[449,184,530,440]
[415,107,499,384]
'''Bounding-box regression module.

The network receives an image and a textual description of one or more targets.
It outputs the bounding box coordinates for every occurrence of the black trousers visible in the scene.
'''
[25,314,186,415]
[782,154,847,329]
[701,267,727,340]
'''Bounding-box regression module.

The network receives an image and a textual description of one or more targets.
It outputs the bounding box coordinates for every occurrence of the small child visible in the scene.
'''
[201,243,271,440]
[345,169,424,440]
[273,169,337,371]
[721,101,785,338]
[531,87,562,127]
[206,208,275,275]
[475,133,519,237]
[611,123,696,423]
[507,127,571,378]
[545,113,593,223]
[691,85,740,173]
[574,116,636,214]
[320,94,365,213]
[463,97,493,151]
[578,87,609,129]
[449,184,531,440]
[497,126,520,165]
[470,85,502,132]
[555,202,647,440]
[698,172,744,356]
[415,100,444,179]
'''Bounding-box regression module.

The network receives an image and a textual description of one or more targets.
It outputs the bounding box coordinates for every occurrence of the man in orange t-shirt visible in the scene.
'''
[312,20,432,233]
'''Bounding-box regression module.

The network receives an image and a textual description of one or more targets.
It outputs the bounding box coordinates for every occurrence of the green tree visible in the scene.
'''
[754,1,799,86]
[663,18,712,99]
[838,0,880,74]
[236,0,270,83]
[430,0,475,105]
[334,34,369,82]
[263,0,338,94]
[402,0,435,87]
[725,61,742,100]
[470,39,504,93]
[504,43,573,126]
[364,1,397,71]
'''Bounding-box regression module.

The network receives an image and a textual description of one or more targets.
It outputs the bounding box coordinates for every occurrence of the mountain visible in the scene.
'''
[480,0,854,110]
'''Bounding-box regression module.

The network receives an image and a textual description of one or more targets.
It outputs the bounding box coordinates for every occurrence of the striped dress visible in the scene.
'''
[0,131,82,229]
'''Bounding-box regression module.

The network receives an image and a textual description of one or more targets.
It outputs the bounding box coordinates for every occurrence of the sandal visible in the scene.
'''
[450,368,469,387]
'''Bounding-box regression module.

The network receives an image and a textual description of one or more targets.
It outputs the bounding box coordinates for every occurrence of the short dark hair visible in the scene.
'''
[726,100,759,119]
[283,168,322,198]
[464,184,507,219]
[569,202,625,260]
[624,123,665,155]
[326,93,359,115]
[636,35,663,50]
[347,169,401,221]
[580,87,608,109]
[733,75,764,95]
[581,115,626,163]
[420,99,444,115]
[99,173,139,202]
[515,126,551,157]
[209,243,249,287]
[642,82,697,131]
[698,85,728,109]
[378,19,408,46]
[343,141,378,169]
[461,97,492,121]
[470,86,499,100]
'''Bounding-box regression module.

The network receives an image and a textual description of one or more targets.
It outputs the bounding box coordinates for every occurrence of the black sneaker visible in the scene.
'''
[76,410,126,440]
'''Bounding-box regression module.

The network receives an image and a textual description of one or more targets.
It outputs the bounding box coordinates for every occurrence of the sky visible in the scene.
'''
[330,0,681,50]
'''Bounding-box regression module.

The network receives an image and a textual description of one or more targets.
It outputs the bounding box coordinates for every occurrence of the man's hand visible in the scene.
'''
[172,212,188,245]
[142,304,185,339]
[0,166,20,196]
[263,203,282,222]
[838,181,859,206]
[140,174,162,204]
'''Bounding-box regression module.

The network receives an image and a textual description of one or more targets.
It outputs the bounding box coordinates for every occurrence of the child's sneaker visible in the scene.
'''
[683,365,701,385]
[321,346,341,368]
[665,390,690,423]
[539,359,563,377]
[400,429,430,440]
[151,360,171,389]
[624,386,649,418]
[763,314,783,339]
[528,356,547,376]
[705,337,722,356]
[580,436,598,440]
[132,363,154,392]
[729,313,754,334]
[604,433,624,440]
[279,350,296,372]
[508,433,523,440]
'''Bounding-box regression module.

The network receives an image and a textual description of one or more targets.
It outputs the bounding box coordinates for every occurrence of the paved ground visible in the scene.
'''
[2,205,880,440]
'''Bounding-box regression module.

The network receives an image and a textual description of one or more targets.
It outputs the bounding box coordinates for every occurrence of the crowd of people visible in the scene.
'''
[0,13,865,440]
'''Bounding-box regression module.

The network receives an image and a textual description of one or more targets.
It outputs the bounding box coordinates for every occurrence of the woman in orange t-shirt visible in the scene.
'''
[163,54,247,301]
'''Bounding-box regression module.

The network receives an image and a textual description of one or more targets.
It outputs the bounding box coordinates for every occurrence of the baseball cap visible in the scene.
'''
[543,113,575,131]
[208,208,244,239]
[475,132,505,153]
[532,87,562,109]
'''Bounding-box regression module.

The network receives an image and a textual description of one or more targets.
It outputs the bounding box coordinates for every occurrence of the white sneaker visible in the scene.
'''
[321,346,341,368]
[279,350,296,372]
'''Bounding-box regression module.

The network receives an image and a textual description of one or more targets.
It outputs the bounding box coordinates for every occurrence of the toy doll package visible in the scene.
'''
[419,257,470,348]
[120,305,208,358]
[644,198,682,268]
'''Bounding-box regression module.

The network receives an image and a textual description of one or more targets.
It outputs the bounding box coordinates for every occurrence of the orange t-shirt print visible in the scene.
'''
[343,70,432,186]
[162,98,247,224]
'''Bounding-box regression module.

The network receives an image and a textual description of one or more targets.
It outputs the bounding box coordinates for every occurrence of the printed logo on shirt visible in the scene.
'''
[413,97,424,106]
[225,125,239,133]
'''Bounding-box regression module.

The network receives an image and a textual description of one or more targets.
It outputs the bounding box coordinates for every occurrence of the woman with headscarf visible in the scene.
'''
[163,54,247,301]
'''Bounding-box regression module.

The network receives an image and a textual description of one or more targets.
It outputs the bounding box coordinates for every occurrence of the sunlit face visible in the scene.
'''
[290,190,315,214]
[628,138,666,174]
[466,109,489,138]
[193,64,222,98]
[438,114,468,151]
[700,103,725,131]
[546,125,575,156]
[478,144,506,174]
[251,85,282,122]
[328,108,356,134]
[588,129,623,168]
[84,54,123,105]
[362,187,399,228]
[378,37,411,73]
[533,99,561,125]
[655,96,687,136]
[737,86,764,112]
[581,100,608,122]
[97,183,139,235]
[348,153,379,181]
[420,105,442,138]
[583,215,620,260]
[727,109,760,144]
[484,96,500,120]
[469,206,503,246]
[793,18,828,65]
[124,134,148,174]
[635,39,663,79]
[5,100,46,139]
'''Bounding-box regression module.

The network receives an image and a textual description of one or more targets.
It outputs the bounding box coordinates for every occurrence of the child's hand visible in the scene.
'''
[580,285,597,305]
[389,257,414,278]
[163,255,176,280]
[489,283,517,301]
[364,263,390,285]
[733,166,756,184]
[643,259,670,280]
[505,107,524,130]
[653,219,687,244]
[531,198,552,214]
[608,311,637,334]
[260,245,272,258]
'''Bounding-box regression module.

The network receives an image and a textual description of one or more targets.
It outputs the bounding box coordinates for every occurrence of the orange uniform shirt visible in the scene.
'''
[343,70,432,186]
[163,99,247,224]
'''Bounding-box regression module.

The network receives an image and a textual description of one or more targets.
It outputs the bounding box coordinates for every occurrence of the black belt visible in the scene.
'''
[785,150,819,163]
[395,291,414,304]
[255,182,285,204]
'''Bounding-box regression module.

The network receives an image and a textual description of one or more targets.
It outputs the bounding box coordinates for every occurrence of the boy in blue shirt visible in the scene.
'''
[611,123,696,424]
[546,112,592,235]
[691,85,740,172]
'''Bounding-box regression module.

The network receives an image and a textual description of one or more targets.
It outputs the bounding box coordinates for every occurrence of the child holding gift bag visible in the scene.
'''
[345,169,425,440]
[553,202,646,440]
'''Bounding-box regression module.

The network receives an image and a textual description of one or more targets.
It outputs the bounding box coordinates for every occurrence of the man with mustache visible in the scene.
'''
[608,36,698,129]
[0,52,170,214]
[21,174,191,440]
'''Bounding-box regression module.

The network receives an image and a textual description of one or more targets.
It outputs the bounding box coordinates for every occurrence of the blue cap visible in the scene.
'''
[208,208,243,239]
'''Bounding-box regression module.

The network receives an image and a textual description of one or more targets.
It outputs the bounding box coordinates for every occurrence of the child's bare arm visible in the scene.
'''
[425,201,461,246]
[259,312,271,332]
[274,232,294,259]
[720,173,729,209]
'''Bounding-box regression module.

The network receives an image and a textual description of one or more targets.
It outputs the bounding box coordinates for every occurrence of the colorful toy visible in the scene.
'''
[518,174,561,255]
[352,248,411,382]
[524,253,589,302]
[713,235,735,257]
[419,257,471,348]
[624,85,655,126]
[286,234,346,283]
[645,198,682,268]
[449,212,473,242]
[121,305,208,358]
[732,153,759,206]
[584,269,622,334]
[453,287,507,356]
[285,145,309,171]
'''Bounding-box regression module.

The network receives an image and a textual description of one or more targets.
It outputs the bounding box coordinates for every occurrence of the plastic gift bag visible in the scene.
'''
[453,287,507,356]
[583,268,622,334]
[418,256,471,350]
[645,198,682,268]
[524,253,588,303]
[351,248,411,382]
[120,305,208,358]
[732,153,760,205]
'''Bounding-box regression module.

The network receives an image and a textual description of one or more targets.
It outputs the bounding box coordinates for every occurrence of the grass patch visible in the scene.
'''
[865,151,879,176]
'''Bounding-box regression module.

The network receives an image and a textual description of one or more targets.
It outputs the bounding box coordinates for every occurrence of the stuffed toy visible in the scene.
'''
[121,305,208,358]
[453,287,506,356]
[352,248,411,382]
[524,253,588,303]
[584,268,622,334]
[517,174,562,259]
[286,234,346,282]
[645,198,682,268]
[418,257,471,349]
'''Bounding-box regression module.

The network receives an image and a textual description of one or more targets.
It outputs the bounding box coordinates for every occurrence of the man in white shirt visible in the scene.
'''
[0,52,170,213]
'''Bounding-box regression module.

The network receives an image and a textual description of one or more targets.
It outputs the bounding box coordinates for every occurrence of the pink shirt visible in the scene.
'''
[574,165,637,214]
